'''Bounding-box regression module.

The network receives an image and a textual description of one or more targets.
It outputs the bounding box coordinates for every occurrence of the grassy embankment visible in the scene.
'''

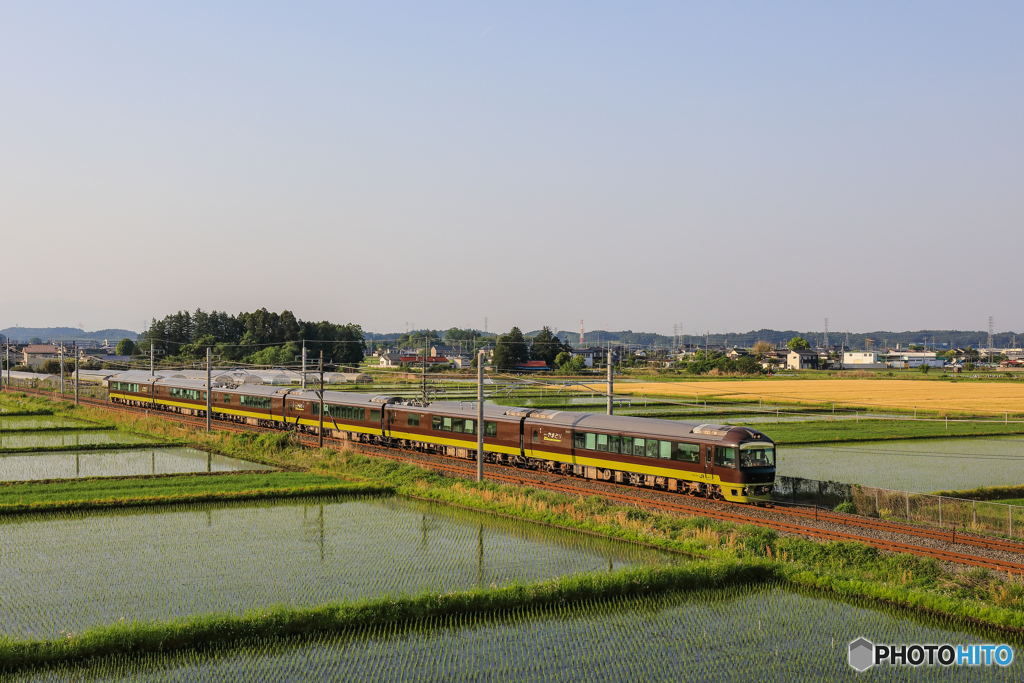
[0,471,387,515]
[4,392,1024,669]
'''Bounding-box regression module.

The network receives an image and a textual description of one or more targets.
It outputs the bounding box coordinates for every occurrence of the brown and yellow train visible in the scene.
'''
[108,375,775,503]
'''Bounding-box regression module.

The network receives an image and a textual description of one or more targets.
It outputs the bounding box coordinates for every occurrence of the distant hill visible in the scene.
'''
[0,327,138,344]
[547,328,1019,350]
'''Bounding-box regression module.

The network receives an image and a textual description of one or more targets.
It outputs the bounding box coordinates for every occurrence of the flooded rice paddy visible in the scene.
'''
[12,585,1017,682]
[0,415,96,430]
[779,436,1024,492]
[0,430,153,450]
[0,496,680,639]
[0,447,275,481]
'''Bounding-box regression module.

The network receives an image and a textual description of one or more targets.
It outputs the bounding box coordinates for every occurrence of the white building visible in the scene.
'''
[842,351,886,369]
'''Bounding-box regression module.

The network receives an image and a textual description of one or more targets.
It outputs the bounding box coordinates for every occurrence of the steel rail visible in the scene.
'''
[13,386,1024,571]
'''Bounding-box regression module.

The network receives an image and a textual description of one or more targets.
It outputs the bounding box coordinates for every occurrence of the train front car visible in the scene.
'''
[712,425,776,504]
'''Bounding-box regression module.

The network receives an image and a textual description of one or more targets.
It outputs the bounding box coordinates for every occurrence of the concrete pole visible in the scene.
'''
[477,350,484,482]
[319,350,324,449]
[606,343,614,415]
[301,341,307,390]
[150,341,154,377]
[74,342,79,405]
[206,347,212,432]
[59,339,64,395]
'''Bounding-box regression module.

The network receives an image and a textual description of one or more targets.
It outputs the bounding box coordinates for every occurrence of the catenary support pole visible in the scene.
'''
[59,340,64,395]
[74,342,79,405]
[150,341,154,377]
[606,343,613,415]
[206,347,212,432]
[477,350,484,482]
[301,341,306,390]
[319,350,324,449]
[422,336,427,404]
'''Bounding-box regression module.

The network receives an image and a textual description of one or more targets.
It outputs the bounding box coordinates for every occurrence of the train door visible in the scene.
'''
[703,444,714,484]
[528,424,540,459]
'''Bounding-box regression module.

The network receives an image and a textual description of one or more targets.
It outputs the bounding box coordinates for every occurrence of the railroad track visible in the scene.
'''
[12,387,1024,573]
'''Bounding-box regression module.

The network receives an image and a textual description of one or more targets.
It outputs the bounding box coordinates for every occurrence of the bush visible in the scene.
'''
[834,501,857,515]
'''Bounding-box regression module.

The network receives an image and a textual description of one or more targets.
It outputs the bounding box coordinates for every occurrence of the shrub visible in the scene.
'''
[833,501,857,515]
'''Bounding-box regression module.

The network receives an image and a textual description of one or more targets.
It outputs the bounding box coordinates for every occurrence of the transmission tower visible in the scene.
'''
[988,316,994,354]
[824,318,829,349]
[580,320,584,345]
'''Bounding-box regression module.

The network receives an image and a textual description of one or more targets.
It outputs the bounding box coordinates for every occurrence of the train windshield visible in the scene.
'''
[739,443,775,468]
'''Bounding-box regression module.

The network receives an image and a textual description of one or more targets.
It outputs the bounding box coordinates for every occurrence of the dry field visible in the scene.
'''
[595,379,1024,415]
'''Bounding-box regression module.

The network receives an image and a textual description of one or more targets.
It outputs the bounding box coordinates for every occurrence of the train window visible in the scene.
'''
[714,446,737,468]
[240,395,272,410]
[432,416,443,430]
[223,394,231,404]
[370,410,381,422]
[659,441,672,459]
[171,388,204,401]
[533,429,539,443]
[609,435,621,454]
[320,405,363,420]
[585,433,596,450]
[574,432,585,449]
[484,421,497,437]
[443,417,452,430]
[739,444,775,468]
[646,440,660,459]
[407,413,420,427]
[633,438,646,457]
[674,443,700,463]
[596,434,608,452]
[464,420,475,435]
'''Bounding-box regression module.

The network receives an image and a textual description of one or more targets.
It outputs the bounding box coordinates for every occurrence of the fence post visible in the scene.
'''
[973,501,977,529]
[1011,507,1014,537]
[905,490,910,520]
[875,488,879,516]
[938,496,942,525]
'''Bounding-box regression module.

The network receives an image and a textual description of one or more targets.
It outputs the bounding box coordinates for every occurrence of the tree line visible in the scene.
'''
[141,309,365,366]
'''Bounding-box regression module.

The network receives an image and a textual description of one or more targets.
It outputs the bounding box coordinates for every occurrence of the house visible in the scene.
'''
[843,351,885,368]
[379,353,404,368]
[430,345,459,358]
[786,350,819,370]
[759,350,788,370]
[727,348,749,361]
[570,347,619,368]
[450,356,473,369]
[513,360,550,373]
[21,344,59,369]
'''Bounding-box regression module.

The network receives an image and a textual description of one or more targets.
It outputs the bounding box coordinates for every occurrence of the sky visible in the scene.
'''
[2,2,1022,337]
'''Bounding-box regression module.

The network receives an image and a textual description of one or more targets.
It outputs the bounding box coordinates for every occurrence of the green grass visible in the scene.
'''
[0,473,360,509]
[748,418,1024,444]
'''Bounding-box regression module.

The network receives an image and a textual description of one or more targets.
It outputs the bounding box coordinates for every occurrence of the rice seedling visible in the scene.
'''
[11,584,1019,682]
[0,417,95,431]
[0,496,679,640]
[0,447,276,483]
[0,431,154,451]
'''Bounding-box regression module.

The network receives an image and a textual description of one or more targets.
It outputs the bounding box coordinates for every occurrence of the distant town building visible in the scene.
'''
[786,349,819,370]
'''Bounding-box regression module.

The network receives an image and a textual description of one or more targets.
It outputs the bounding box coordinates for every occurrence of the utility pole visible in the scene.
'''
[59,337,64,395]
[150,340,154,377]
[607,342,614,415]
[206,347,212,432]
[301,341,307,390]
[422,335,427,403]
[74,342,79,405]
[319,350,324,449]
[477,349,484,482]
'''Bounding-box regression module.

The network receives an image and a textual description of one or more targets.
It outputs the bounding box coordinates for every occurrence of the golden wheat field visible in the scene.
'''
[593,379,1024,414]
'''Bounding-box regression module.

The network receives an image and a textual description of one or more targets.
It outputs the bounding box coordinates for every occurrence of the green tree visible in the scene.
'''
[787,336,811,351]
[115,338,135,356]
[29,337,42,345]
[530,326,567,367]
[493,327,530,370]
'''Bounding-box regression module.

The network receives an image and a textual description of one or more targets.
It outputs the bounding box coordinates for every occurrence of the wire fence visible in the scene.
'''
[774,475,1024,538]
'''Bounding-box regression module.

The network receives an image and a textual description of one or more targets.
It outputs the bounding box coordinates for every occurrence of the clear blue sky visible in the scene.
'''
[2,2,1021,336]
